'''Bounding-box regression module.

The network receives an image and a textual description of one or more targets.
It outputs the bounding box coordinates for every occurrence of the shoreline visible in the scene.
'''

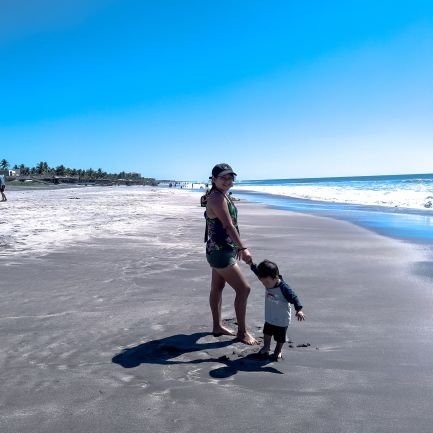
[6,182,433,245]
[1,189,433,432]
[232,188,433,216]
[228,189,433,246]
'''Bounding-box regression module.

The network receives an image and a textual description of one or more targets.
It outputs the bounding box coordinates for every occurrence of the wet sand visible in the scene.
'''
[1,192,433,433]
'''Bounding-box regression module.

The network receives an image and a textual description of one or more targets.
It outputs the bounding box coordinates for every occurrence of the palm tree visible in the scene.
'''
[36,161,44,175]
[19,164,30,175]
[55,165,66,176]
[3,159,147,183]
[36,161,50,175]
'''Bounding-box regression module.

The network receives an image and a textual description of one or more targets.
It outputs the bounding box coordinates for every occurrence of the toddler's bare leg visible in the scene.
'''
[262,334,272,353]
[273,342,284,360]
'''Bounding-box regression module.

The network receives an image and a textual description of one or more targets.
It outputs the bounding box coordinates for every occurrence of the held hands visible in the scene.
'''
[296,310,306,321]
[237,248,253,265]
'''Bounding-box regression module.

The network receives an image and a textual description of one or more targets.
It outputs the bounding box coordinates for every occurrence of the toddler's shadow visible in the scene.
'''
[112,331,282,377]
[209,353,283,378]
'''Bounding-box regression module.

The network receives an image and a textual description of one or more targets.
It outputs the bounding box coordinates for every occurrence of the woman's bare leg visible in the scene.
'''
[214,263,257,345]
[210,268,235,336]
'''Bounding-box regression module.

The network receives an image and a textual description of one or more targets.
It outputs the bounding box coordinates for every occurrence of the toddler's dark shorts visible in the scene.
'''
[263,322,288,343]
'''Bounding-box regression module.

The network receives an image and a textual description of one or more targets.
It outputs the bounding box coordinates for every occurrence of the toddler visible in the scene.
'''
[251,260,305,361]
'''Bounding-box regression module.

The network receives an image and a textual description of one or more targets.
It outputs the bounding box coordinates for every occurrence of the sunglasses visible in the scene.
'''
[217,174,236,181]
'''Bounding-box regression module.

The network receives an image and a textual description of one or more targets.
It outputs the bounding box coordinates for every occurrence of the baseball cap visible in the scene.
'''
[211,163,237,177]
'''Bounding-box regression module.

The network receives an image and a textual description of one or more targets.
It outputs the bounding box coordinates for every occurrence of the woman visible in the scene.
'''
[205,163,257,345]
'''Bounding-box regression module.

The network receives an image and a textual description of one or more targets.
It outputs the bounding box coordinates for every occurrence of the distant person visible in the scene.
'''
[228,191,240,201]
[0,174,6,202]
[250,259,305,361]
[204,163,257,345]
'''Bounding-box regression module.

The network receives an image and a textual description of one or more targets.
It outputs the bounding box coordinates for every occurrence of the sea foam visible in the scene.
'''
[234,175,433,211]
[0,186,197,257]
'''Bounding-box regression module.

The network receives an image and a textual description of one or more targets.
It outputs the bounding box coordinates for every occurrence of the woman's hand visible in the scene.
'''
[238,248,253,265]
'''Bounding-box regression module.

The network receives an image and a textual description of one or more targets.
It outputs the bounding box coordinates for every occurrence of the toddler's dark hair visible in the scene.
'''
[256,259,279,279]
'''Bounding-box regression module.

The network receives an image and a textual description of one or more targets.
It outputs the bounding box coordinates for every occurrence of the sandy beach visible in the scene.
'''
[1,187,432,433]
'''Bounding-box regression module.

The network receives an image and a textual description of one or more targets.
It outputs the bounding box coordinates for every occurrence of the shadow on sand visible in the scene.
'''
[112,332,282,378]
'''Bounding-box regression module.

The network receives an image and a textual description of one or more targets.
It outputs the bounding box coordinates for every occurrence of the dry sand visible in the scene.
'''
[1,192,432,433]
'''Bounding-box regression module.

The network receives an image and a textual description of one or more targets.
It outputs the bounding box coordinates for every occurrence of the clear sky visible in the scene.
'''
[1,0,432,181]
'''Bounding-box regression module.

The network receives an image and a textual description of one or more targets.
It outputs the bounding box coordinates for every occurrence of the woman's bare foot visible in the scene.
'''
[212,326,236,337]
[237,332,258,345]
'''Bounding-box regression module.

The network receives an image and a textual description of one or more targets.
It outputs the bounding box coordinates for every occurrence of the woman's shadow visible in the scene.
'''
[112,332,282,378]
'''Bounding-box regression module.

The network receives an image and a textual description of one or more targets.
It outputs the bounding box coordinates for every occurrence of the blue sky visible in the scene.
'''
[1,0,432,181]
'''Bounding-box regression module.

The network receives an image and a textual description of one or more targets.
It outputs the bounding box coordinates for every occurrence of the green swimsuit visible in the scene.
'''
[205,192,239,268]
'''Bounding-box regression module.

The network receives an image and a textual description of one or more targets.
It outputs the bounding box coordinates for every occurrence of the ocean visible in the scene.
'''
[228,173,433,245]
[2,174,433,258]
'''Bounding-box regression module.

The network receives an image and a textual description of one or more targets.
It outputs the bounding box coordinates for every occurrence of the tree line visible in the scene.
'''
[0,158,154,182]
